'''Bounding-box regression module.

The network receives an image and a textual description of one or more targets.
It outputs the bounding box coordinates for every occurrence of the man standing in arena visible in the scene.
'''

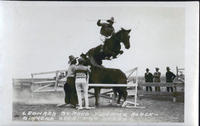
[75,57,91,110]
[144,68,153,92]
[64,55,78,107]
[154,67,161,92]
[166,67,176,92]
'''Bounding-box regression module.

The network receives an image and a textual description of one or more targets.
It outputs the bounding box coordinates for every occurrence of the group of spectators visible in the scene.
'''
[144,67,176,92]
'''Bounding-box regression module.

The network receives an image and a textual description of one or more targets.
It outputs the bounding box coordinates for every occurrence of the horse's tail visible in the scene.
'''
[115,69,127,84]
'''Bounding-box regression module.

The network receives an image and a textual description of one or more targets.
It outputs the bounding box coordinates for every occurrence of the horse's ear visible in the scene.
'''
[80,53,86,58]
[127,29,131,33]
[121,27,125,31]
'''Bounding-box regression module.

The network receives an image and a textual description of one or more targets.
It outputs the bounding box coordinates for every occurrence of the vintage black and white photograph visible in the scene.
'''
[0,1,199,126]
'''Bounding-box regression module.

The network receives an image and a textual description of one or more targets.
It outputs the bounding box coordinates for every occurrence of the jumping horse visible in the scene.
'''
[86,28,131,66]
[80,28,131,106]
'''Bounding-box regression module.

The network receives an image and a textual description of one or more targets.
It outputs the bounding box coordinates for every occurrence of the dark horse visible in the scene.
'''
[86,28,131,67]
[80,53,128,106]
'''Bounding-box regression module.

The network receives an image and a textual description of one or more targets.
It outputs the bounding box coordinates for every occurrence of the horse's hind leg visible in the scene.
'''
[117,92,122,104]
[112,88,118,100]
[94,88,100,106]
[123,90,128,101]
[112,88,118,104]
[117,88,127,104]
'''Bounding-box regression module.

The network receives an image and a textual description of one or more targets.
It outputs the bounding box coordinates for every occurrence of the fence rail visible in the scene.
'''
[31,70,66,76]
[88,83,137,87]
[138,81,184,102]
[139,82,184,87]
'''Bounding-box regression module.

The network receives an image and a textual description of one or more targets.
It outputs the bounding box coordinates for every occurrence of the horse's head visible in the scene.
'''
[80,53,92,66]
[118,28,131,49]
[80,53,103,71]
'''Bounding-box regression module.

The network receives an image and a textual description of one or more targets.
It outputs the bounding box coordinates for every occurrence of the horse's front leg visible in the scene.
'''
[117,88,127,104]
[103,47,116,59]
[119,50,123,54]
[94,88,100,106]
[112,50,123,59]
[112,88,118,103]
[123,90,128,101]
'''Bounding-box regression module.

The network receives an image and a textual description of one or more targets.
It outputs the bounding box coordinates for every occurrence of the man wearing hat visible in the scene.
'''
[64,55,78,107]
[153,67,161,92]
[97,17,115,40]
[165,67,176,92]
[144,68,153,92]
[97,17,115,55]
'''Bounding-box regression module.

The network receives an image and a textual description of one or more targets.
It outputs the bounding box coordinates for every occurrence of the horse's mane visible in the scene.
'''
[115,29,123,35]
[104,29,123,44]
[111,29,122,39]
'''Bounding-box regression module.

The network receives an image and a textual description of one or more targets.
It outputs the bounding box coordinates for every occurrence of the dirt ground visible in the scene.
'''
[13,91,184,123]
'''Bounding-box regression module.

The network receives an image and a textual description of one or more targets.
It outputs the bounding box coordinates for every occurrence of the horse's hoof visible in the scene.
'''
[105,57,110,60]
[95,105,100,108]
[121,102,127,107]
[113,56,117,59]
[116,103,121,107]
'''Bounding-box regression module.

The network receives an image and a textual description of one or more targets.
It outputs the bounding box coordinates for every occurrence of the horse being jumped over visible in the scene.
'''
[80,53,128,106]
[86,28,131,67]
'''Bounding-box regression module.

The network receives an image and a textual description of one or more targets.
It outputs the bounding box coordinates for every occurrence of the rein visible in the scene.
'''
[105,32,122,46]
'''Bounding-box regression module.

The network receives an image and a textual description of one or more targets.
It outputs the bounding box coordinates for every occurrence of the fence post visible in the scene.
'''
[54,71,58,91]
[31,74,34,92]
[173,83,177,102]
[135,68,138,107]
[176,66,178,76]
[31,74,34,98]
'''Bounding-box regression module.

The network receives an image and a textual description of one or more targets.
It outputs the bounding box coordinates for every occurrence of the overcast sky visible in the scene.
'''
[1,2,185,79]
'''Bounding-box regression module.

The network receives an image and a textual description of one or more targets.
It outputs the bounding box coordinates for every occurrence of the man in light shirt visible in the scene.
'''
[74,57,91,110]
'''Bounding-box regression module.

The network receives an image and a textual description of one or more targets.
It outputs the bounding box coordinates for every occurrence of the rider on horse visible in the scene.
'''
[97,17,115,58]
[97,17,115,41]
[83,17,130,68]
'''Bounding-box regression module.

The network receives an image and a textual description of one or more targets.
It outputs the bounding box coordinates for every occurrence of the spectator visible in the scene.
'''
[64,55,78,107]
[153,67,161,92]
[166,67,176,92]
[144,68,153,91]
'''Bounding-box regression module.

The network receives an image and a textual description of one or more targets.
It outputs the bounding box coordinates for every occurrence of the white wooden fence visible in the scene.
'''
[30,67,140,108]
[31,70,66,92]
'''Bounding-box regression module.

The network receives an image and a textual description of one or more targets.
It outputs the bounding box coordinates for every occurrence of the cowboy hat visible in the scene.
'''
[68,55,77,64]
[107,17,114,23]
